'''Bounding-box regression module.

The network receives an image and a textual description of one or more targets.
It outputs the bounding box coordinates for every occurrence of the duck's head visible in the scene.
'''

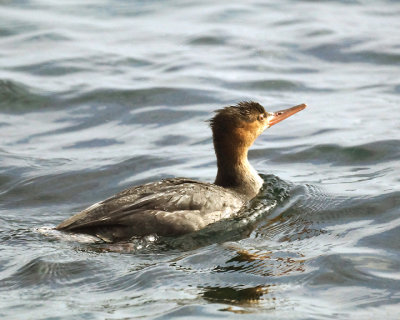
[210,101,307,149]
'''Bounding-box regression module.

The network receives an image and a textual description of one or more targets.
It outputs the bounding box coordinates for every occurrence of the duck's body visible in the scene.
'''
[57,178,245,241]
[56,101,306,242]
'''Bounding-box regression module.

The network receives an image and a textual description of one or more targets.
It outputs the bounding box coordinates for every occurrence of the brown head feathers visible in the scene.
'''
[209,101,266,130]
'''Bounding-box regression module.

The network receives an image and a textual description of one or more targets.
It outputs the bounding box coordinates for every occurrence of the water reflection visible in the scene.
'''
[202,285,268,305]
[215,248,305,277]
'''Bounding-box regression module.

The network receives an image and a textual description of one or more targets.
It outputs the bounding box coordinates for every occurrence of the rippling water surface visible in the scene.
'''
[1,0,400,319]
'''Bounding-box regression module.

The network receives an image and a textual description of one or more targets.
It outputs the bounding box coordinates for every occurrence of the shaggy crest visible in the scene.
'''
[209,101,266,130]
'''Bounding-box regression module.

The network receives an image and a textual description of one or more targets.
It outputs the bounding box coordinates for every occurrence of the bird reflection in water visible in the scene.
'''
[202,246,306,313]
[215,247,306,277]
[202,285,269,313]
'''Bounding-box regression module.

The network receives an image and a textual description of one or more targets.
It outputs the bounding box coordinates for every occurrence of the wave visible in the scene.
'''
[264,140,400,166]
[0,79,53,113]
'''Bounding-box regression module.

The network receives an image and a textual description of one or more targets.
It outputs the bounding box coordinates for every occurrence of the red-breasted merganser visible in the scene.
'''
[56,101,306,242]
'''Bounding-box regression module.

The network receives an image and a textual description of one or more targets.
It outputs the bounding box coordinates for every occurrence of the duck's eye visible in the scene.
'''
[258,114,265,121]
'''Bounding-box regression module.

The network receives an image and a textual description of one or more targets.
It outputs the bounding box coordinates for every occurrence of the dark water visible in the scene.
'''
[1,0,400,319]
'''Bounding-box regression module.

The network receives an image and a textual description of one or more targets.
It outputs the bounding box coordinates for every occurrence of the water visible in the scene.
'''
[1,0,399,318]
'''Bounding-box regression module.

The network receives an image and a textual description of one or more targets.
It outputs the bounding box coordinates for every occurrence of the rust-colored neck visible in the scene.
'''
[213,130,263,199]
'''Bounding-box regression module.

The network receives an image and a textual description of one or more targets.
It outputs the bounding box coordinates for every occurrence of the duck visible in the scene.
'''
[56,101,306,242]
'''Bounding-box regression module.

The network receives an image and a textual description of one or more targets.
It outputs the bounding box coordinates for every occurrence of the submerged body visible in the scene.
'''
[56,101,306,242]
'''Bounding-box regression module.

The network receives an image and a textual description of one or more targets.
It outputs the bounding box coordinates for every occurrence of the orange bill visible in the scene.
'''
[268,103,307,127]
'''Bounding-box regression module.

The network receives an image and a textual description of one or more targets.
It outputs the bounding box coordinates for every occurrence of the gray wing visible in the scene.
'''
[56,178,244,239]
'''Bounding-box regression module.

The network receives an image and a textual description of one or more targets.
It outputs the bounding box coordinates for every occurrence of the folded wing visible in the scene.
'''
[56,178,244,240]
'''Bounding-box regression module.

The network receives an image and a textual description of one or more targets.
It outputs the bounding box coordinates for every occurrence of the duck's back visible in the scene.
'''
[56,178,245,242]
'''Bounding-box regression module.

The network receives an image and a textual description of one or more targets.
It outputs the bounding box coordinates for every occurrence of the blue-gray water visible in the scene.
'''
[1,0,400,319]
